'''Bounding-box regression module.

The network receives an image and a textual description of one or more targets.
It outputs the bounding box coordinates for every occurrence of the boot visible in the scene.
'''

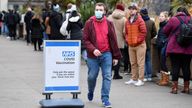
[181,81,190,94]
[170,81,178,94]
[159,71,169,86]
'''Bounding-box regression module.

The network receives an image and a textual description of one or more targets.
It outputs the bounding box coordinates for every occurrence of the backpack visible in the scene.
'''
[60,12,71,37]
[176,16,192,47]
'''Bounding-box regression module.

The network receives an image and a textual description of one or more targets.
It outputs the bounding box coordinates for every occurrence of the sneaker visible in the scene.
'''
[147,78,152,81]
[143,78,148,82]
[125,79,137,85]
[134,80,144,86]
[103,101,112,108]
[87,92,93,101]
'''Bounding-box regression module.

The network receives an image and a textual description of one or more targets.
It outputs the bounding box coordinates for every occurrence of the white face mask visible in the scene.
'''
[95,10,104,19]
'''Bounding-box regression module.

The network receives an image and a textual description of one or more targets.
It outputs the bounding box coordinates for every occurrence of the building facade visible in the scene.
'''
[0,0,8,11]
[8,0,45,11]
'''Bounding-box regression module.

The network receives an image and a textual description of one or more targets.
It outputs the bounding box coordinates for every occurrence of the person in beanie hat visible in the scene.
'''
[49,4,64,40]
[116,3,125,11]
[140,8,157,82]
[108,3,127,79]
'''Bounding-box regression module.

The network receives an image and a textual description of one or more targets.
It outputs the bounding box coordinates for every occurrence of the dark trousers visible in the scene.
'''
[170,53,191,81]
[158,46,168,72]
[0,27,1,35]
[124,45,131,72]
[26,27,31,44]
[8,25,16,40]
[32,38,43,51]
[113,49,123,76]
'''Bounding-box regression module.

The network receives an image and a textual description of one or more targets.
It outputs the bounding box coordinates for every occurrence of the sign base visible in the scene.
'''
[39,98,84,108]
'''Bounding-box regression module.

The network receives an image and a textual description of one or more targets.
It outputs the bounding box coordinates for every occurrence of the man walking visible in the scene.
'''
[83,2,121,108]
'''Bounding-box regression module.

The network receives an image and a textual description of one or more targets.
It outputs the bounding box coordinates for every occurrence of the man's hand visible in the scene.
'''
[93,49,102,57]
[113,59,118,66]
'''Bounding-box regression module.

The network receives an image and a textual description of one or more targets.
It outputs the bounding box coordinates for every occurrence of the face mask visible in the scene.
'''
[95,11,103,19]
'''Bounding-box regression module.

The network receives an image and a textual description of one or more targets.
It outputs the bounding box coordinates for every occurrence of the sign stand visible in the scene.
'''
[39,40,84,108]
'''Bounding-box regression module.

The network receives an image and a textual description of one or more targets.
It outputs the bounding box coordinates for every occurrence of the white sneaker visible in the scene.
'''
[147,78,152,81]
[125,79,137,85]
[143,78,148,82]
[134,80,144,86]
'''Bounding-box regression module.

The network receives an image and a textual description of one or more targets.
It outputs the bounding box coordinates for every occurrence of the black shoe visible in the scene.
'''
[87,92,93,101]
[113,75,123,79]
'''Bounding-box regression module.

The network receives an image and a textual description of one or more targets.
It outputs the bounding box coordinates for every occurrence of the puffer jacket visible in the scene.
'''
[125,14,147,47]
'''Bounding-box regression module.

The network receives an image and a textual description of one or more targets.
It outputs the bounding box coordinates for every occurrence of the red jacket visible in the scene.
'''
[83,16,121,59]
[125,14,147,47]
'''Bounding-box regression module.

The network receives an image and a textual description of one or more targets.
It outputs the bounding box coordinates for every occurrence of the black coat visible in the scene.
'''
[67,16,83,40]
[30,18,44,39]
[24,11,34,29]
[67,15,85,50]
[49,11,64,40]
[156,21,168,48]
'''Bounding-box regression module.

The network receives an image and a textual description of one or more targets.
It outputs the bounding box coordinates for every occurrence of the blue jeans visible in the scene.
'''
[145,49,152,78]
[158,44,168,72]
[87,52,112,102]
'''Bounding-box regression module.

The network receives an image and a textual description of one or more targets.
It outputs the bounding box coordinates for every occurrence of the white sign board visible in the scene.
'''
[44,40,81,93]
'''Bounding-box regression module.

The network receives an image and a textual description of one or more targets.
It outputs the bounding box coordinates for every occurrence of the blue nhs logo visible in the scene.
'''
[62,51,75,57]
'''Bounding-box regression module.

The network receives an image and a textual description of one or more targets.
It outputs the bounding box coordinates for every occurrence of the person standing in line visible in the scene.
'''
[108,3,126,80]
[163,7,192,94]
[124,3,147,86]
[24,7,34,45]
[66,5,86,60]
[30,14,44,51]
[49,4,64,40]
[140,8,157,82]
[7,9,17,40]
[156,11,170,86]
[83,2,121,108]
[0,11,3,35]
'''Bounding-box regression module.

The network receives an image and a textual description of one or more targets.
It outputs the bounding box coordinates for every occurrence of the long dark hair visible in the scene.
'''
[177,7,190,16]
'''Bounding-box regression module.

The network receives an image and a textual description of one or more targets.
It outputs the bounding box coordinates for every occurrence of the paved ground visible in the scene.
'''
[0,35,192,108]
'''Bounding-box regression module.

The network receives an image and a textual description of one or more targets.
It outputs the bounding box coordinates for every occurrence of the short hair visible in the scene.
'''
[67,3,73,9]
[95,2,107,12]
[177,6,190,16]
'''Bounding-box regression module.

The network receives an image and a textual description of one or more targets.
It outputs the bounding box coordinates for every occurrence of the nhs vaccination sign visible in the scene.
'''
[44,40,81,93]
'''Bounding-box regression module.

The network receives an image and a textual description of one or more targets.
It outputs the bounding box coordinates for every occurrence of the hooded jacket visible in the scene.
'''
[67,11,83,40]
[108,9,126,48]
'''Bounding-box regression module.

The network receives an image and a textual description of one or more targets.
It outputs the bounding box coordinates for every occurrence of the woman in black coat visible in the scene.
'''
[67,10,87,61]
[31,15,44,51]
[67,10,83,40]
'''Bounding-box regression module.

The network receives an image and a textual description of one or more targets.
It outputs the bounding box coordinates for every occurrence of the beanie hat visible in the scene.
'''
[116,3,125,11]
[140,8,148,15]
[71,5,77,12]
[53,4,60,12]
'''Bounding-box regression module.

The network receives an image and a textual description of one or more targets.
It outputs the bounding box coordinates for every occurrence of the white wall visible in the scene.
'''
[0,0,8,11]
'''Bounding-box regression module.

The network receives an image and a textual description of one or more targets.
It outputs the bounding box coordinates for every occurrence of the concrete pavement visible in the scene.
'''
[0,35,192,108]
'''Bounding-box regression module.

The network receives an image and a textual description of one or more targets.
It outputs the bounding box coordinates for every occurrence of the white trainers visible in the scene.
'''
[143,78,152,82]
[147,78,152,81]
[143,78,148,82]
[134,80,144,86]
[125,79,137,85]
